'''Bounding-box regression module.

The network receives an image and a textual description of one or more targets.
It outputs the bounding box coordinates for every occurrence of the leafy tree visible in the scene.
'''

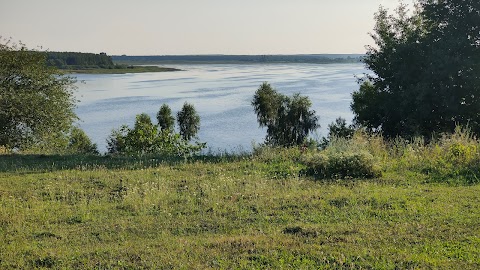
[157,104,175,132]
[0,40,77,151]
[328,117,355,140]
[252,82,319,146]
[351,1,480,138]
[125,113,159,154]
[177,102,200,141]
[319,117,356,148]
[107,111,205,156]
[67,126,99,155]
[106,125,130,154]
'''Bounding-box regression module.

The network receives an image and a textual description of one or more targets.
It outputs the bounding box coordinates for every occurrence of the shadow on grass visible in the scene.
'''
[0,153,249,173]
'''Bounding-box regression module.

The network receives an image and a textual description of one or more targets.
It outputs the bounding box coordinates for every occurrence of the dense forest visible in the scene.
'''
[46,51,115,69]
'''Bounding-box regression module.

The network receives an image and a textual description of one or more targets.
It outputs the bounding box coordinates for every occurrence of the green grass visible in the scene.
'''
[0,150,479,269]
[64,66,180,74]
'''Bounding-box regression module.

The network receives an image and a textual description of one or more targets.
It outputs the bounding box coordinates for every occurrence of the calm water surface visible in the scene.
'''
[74,63,367,152]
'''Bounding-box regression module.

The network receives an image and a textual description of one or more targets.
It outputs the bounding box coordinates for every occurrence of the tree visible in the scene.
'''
[328,117,355,140]
[351,1,480,138]
[157,104,175,132]
[106,112,205,156]
[126,113,159,154]
[67,126,99,155]
[177,102,200,141]
[252,82,319,146]
[0,40,77,151]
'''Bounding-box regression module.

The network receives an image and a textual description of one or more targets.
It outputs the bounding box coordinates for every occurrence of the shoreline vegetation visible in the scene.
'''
[112,54,364,65]
[64,65,181,74]
[45,51,181,74]
[46,52,363,74]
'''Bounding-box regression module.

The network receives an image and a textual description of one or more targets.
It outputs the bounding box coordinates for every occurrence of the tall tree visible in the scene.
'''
[126,113,159,154]
[177,102,200,141]
[351,1,480,138]
[157,104,175,132]
[252,83,319,146]
[0,40,77,151]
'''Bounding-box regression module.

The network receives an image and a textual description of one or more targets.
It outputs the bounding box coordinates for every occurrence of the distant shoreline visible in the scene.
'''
[63,66,181,74]
[112,54,365,65]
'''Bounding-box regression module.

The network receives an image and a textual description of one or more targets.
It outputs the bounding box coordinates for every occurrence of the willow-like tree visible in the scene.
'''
[177,102,200,141]
[252,82,319,146]
[0,40,77,151]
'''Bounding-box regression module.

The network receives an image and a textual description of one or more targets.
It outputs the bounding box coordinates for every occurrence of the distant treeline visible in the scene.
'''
[112,54,364,65]
[46,52,115,69]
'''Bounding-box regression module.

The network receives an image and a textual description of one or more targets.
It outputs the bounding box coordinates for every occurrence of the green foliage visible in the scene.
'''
[252,82,319,146]
[303,133,382,179]
[0,40,77,152]
[351,1,480,138]
[328,117,355,140]
[319,117,356,148]
[157,104,175,132]
[302,151,381,179]
[177,102,200,141]
[46,51,114,69]
[67,126,99,155]
[389,126,480,184]
[126,113,159,154]
[107,111,205,157]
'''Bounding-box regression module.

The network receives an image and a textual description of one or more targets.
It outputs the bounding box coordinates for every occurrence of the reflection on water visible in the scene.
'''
[74,63,366,152]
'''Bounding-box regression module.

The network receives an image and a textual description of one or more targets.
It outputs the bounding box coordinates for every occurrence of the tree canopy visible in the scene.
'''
[107,106,205,156]
[46,51,114,69]
[351,0,480,138]
[252,82,319,146]
[177,102,200,141]
[157,104,175,132]
[0,40,78,151]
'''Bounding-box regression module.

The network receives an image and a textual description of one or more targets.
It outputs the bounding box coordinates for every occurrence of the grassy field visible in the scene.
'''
[64,66,180,74]
[0,143,479,269]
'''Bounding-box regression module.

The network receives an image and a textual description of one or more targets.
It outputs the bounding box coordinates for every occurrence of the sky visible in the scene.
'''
[0,0,413,55]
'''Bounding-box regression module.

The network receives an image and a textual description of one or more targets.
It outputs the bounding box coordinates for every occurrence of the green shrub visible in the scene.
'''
[67,126,99,155]
[302,150,381,179]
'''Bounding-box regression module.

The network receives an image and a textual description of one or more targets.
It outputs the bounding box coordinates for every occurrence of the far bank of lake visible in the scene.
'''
[66,66,180,74]
[75,63,366,152]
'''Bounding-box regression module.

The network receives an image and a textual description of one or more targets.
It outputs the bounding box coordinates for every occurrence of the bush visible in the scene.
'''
[107,112,205,157]
[67,126,99,155]
[302,150,381,179]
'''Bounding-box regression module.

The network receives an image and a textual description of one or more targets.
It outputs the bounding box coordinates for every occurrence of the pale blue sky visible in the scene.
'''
[0,0,412,55]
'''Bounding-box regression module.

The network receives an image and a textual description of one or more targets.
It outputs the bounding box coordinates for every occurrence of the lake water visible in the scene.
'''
[74,63,367,153]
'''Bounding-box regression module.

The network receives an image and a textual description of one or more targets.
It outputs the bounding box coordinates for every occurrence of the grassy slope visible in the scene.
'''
[0,154,479,269]
[64,66,180,74]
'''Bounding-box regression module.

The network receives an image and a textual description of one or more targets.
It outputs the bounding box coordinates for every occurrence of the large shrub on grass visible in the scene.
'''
[302,133,383,179]
[302,150,381,179]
